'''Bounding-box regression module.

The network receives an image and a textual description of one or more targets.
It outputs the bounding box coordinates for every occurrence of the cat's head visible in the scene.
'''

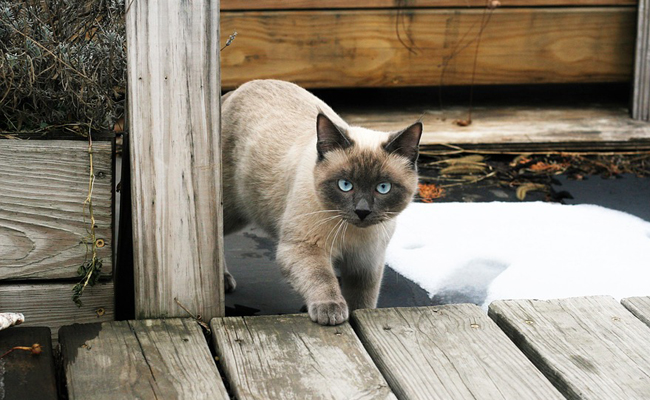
[314,113,422,228]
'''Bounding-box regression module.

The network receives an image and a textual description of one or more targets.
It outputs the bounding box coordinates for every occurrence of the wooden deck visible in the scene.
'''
[4,295,650,399]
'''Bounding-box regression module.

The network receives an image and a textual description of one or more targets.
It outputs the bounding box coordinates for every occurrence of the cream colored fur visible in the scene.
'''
[221,80,419,325]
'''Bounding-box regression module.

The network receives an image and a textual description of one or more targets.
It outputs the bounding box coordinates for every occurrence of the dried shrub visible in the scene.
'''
[0,0,126,135]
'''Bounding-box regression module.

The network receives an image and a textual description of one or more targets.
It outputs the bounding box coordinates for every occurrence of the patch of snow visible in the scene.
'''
[386,202,650,309]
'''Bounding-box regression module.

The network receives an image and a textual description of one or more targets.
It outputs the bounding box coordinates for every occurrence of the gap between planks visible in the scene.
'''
[489,296,650,400]
[351,305,563,400]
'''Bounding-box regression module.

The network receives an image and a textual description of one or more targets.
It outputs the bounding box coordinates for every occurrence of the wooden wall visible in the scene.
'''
[220,3,637,89]
[221,0,636,9]
[0,140,115,335]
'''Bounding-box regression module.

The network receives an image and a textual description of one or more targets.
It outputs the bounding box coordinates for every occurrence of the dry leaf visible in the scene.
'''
[418,183,445,203]
[440,164,486,175]
[516,183,547,201]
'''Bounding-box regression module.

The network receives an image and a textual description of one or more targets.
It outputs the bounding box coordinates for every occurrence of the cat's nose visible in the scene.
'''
[355,199,371,221]
[355,209,371,221]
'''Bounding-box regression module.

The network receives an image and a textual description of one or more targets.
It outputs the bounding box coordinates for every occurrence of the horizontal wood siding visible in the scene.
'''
[221,0,637,10]
[0,282,114,340]
[0,140,112,280]
[221,8,635,89]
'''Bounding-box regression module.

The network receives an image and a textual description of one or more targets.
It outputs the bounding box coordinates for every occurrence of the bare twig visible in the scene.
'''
[174,298,211,334]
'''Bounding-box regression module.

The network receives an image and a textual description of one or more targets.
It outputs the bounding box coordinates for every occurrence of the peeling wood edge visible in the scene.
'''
[621,297,650,327]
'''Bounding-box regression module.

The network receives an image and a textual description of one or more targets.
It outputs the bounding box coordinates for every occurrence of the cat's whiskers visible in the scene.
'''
[293,209,341,218]
[329,219,347,262]
[303,214,343,239]
[325,219,344,259]
[378,221,392,244]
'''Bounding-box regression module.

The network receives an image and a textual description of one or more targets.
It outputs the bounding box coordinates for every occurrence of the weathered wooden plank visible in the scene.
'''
[351,306,563,400]
[622,296,650,328]
[0,282,114,341]
[0,327,57,400]
[211,314,396,399]
[489,296,650,400]
[340,105,650,147]
[126,1,224,319]
[0,140,112,280]
[221,8,635,89]
[59,318,228,400]
[632,0,650,120]
[221,0,636,9]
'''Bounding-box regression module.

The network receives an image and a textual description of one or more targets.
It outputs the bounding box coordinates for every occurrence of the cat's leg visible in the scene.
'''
[224,267,237,293]
[339,247,386,311]
[277,241,348,325]
[222,206,249,293]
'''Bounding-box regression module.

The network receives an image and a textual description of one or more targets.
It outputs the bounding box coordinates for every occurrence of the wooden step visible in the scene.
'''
[210,314,396,399]
[340,104,650,151]
[59,319,228,400]
[352,305,563,399]
[0,327,57,400]
[489,296,650,400]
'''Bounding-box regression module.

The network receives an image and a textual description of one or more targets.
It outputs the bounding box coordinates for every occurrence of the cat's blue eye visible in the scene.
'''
[337,179,353,192]
[376,182,392,194]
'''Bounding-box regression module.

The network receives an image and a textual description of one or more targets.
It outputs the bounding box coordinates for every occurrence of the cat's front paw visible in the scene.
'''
[224,271,237,293]
[308,299,349,326]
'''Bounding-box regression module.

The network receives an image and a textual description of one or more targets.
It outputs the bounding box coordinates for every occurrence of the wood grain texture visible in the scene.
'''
[0,140,112,280]
[0,282,114,341]
[632,0,650,120]
[126,1,224,319]
[351,305,563,400]
[59,318,228,400]
[489,296,650,400]
[211,314,396,399]
[221,8,635,89]
[622,296,650,327]
[221,0,636,10]
[0,327,57,400]
[339,105,650,147]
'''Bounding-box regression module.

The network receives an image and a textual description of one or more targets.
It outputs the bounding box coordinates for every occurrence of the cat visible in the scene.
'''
[221,80,422,325]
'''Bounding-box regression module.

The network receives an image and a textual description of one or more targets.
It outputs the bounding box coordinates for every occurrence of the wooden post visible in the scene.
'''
[633,0,650,120]
[125,1,223,319]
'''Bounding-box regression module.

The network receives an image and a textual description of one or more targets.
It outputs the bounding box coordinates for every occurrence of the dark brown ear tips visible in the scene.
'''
[384,122,423,166]
[316,113,353,161]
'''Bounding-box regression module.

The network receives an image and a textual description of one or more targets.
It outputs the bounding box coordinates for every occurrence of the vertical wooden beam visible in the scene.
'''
[633,0,650,120]
[125,1,223,319]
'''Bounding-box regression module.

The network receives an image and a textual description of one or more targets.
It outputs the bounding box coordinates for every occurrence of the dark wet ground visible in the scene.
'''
[224,154,650,317]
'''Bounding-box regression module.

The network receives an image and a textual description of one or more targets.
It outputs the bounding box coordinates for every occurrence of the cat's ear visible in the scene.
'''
[316,113,352,161]
[384,122,423,166]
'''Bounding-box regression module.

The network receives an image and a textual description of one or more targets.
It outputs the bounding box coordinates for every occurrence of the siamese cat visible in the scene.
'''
[221,80,422,325]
